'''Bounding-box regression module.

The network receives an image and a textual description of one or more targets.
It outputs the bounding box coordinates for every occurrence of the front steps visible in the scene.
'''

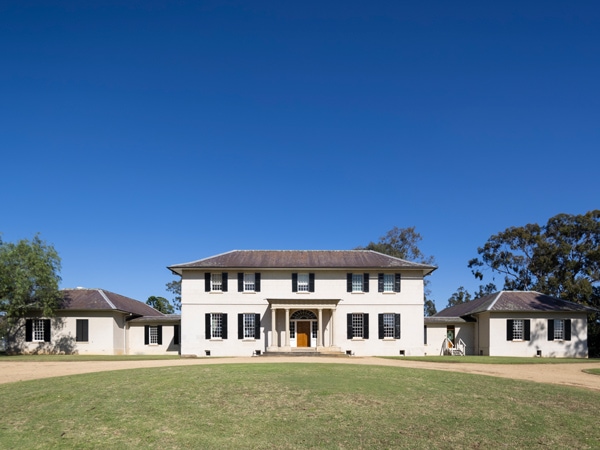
[260,348,349,357]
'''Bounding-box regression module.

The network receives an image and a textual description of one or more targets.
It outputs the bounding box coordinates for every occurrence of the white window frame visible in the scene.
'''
[352,274,363,292]
[243,313,255,339]
[352,313,364,339]
[211,313,223,339]
[243,273,255,292]
[382,313,395,338]
[33,319,45,342]
[297,273,309,292]
[211,273,223,292]
[554,319,564,341]
[383,274,395,292]
[149,326,159,345]
[512,319,524,341]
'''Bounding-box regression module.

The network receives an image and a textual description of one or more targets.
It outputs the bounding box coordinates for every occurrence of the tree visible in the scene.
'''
[0,235,62,341]
[446,286,472,308]
[468,210,600,355]
[358,226,437,316]
[165,279,181,312]
[146,296,175,314]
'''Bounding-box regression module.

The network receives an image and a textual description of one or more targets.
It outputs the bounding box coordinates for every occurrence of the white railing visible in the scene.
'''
[441,338,466,356]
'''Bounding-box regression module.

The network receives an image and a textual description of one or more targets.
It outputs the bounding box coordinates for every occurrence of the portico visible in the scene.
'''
[267,299,341,352]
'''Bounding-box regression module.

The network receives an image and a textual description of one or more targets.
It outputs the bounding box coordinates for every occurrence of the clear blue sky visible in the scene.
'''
[1,1,598,312]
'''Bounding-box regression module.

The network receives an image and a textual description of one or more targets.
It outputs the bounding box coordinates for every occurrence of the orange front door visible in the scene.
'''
[297,321,310,347]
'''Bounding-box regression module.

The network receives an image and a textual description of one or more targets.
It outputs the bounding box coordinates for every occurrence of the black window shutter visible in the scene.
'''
[205,273,211,292]
[548,319,554,341]
[238,273,243,292]
[347,273,352,292]
[506,320,514,341]
[378,274,384,292]
[524,320,531,341]
[394,274,401,293]
[222,314,228,339]
[363,274,369,292]
[76,320,88,342]
[424,325,428,345]
[254,313,260,339]
[378,314,384,339]
[238,314,243,339]
[157,326,163,345]
[363,313,369,339]
[309,273,315,292]
[565,319,571,341]
[222,273,228,292]
[255,273,261,292]
[83,320,89,342]
[205,314,211,339]
[43,319,51,342]
[292,273,298,292]
[174,325,180,345]
[347,314,353,339]
[25,319,33,342]
[144,325,149,345]
[394,314,401,339]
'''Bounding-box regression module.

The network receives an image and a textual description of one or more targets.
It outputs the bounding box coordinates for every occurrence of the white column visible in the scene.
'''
[285,308,290,348]
[317,308,323,348]
[329,309,334,348]
[271,307,277,348]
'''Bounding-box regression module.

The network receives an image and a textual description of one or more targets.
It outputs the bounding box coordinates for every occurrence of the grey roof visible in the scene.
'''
[128,314,181,323]
[169,250,437,274]
[59,288,164,317]
[434,291,596,319]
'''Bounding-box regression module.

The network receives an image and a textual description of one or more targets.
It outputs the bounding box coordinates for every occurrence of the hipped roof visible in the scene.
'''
[433,291,596,320]
[59,288,164,317]
[169,250,437,275]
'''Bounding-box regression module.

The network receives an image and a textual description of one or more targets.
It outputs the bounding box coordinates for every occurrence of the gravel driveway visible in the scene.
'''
[1,356,599,391]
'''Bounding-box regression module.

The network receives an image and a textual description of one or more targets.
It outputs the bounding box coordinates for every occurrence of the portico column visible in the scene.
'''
[317,308,323,347]
[271,307,277,348]
[329,309,334,347]
[285,308,291,347]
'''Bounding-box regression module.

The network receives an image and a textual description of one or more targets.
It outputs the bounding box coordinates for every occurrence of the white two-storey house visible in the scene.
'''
[168,250,436,357]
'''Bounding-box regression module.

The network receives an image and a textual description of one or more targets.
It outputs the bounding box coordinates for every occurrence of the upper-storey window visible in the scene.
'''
[205,273,228,292]
[347,273,369,293]
[292,273,315,292]
[237,273,261,292]
[378,273,401,292]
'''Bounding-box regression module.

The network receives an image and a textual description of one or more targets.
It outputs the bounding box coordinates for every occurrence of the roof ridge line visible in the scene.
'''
[486,291,504,311]
[97,289,117,310]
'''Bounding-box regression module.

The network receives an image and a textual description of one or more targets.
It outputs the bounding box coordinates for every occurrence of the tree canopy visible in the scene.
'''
[468,210,600,308]
[165,279,181,312]
[0,235,62,331]
[146,296,175,314]
[359,226,437,316]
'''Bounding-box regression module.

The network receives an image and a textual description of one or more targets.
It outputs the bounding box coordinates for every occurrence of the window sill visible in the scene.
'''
[351,292,365,294]
[209,291,223,294]
[382,292,397,295]
[243,291,256,294]
[351,338,365,341]
[383,337,396,341]
[296,291,311,294]
[209,338,223,341]
[242,339,256,342]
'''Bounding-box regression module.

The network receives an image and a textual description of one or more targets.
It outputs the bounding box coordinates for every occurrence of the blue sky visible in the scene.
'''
[1,1,599,312]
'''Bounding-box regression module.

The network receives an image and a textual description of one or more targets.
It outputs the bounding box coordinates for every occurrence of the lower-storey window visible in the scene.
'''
[237,313,261,339]
[347,313,369,339]
[548,319,571,341]
[507,319,530,341]
[379,313,401,339]
[144,325,163,345]
[25,319,50,343]
[206,313,228,339]
[76,319,89,342]
[149,326,159,344]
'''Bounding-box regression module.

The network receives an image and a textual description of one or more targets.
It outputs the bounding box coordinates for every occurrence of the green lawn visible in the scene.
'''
[1,363,599,449]
[0,354,181,362]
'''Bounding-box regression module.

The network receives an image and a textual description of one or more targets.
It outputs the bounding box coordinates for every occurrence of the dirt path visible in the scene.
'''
[1,357,599,391]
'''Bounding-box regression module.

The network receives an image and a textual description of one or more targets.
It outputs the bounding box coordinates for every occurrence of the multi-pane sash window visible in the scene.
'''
[243,313,255,339]
[548,318,571,341]
[290,321,296,338]
[352,313,364,338]
[312,321,318,339]
[554,319,564,340]
[297,273,310,292]
[211,273,223,291]
[33,319,45,342]
[211,313,223,338]
[352,274,363,292]
[383,274,394,292]
[244,273,255,292]
[512,319,524,340]
[149,326,159,344]
[382,313,395,338]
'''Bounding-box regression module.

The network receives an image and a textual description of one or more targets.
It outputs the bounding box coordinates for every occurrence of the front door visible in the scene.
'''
[446,326,455,348]
[297,321,310,347]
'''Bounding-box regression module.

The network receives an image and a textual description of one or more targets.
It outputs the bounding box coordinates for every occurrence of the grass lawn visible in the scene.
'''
[390,355,600,364]
[1,363,599,449]
[0,354,181,362]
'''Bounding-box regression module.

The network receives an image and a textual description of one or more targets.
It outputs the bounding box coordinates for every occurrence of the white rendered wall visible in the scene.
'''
[128,323,180,355]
